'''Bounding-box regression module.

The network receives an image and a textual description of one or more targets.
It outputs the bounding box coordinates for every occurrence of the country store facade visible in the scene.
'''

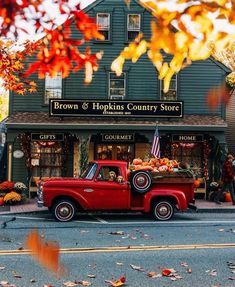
[3,0,231,198]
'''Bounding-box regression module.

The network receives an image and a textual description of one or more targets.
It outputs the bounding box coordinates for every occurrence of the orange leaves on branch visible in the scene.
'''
[0,1,104,92]
[112,0,235,94]
[25,230,63,275]
[0,40,38,94]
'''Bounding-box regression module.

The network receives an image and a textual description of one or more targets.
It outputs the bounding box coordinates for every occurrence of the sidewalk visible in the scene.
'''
[0,199,235,215]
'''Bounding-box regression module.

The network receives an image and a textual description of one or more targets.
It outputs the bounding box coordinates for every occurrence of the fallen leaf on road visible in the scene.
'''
[105,276,126,287]
[87,274,96,278]
[77,281,91,286]
[161,268,172,276]
[187,268,192,273]
[229,277,235,280]
[109,231,124,235]
[206,269,217,276]
[130,264,145,272]
[147,271,159,278]
[63,281,78,287]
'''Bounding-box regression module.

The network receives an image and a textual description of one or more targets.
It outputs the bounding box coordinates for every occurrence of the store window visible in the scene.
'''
[127,14,141,41]
[160,74,177,100]
[44,72,62,104]
[96,13,110,41]
[30,142,64,177]
[171,142,203,177]
[96,144,134,162]
[109,72,126,99]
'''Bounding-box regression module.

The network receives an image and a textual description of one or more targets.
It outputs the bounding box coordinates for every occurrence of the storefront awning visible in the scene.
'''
[5,112,227,132]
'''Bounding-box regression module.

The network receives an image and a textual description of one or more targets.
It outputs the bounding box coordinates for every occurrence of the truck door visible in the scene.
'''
[83,165,129,209]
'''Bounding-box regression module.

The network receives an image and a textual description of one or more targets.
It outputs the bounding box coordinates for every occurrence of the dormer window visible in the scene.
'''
[127,14,141,41]
[96,13,110,41]
[44,72,62,104]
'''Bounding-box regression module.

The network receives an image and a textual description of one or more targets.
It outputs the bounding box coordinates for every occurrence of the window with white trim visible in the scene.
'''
[109,72,126,100]
[44,72,62,104]
[96,13,110,41]
[160,74,177,100]
[127,14,141,41]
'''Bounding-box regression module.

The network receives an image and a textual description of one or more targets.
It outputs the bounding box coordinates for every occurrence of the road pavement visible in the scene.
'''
[0,212,235,286]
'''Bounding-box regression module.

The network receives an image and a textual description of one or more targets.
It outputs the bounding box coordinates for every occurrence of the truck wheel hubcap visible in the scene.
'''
[60,206,70,216]
[158,205,168,216]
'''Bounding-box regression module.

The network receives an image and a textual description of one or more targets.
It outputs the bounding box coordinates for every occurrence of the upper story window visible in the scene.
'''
[127,14,141,41]
[160,74,177,100]
[109,72,126,100]
[44,72,62,104]
[96,13,110,41]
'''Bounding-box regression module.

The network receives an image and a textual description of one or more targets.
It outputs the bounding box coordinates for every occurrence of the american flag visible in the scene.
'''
[151,126,160,158]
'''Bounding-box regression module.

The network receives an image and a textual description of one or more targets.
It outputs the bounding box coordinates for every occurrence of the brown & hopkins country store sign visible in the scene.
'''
[49,100,183,118]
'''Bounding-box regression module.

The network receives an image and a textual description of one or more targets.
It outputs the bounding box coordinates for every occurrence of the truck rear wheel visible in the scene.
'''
[152,200,174,221]
[130,170,152,193]
[52,199,77,222]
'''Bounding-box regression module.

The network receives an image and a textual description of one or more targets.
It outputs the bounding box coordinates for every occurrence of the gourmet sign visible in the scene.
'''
[49,100,183,118]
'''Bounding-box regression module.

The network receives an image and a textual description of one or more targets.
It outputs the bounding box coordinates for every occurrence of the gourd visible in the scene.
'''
[194,179,201,188]
[224,192,232,202]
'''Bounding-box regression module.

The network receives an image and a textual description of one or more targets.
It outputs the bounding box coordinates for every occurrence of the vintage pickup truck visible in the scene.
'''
[37,160,197,222]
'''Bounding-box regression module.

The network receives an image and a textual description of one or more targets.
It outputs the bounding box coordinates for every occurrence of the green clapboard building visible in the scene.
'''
[4,0,231,198]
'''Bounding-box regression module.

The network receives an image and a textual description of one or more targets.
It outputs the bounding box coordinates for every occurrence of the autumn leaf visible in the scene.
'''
[105,276,126,287]
[25,230,63,275]
[161,268,172,276]
[130,264,145,272]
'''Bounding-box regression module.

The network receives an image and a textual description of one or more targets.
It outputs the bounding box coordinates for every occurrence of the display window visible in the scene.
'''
[96,144,134,162]
[171,142,203,177]
[30,141,64,177]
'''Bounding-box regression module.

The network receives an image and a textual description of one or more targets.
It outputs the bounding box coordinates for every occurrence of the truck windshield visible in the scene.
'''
[80,163,98,180]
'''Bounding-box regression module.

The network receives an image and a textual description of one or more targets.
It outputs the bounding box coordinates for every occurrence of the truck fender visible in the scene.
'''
[143,190,188,213]
[45,188,92,210]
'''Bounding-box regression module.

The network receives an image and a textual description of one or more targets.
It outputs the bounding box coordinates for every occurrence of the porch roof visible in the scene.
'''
[5,112,227,132]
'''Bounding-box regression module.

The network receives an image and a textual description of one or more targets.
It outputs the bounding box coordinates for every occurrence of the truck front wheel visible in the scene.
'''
[152,201,174,221]
[52,199,77,222]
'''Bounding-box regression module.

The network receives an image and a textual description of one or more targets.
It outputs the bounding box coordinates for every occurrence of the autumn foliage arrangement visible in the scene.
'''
[0,181,27,206]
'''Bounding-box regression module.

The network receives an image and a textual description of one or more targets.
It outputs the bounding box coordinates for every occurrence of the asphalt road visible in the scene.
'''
[0,212,235,287]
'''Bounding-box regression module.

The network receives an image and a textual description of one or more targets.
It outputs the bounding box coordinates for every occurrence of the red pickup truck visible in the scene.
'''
[37,160,197,222]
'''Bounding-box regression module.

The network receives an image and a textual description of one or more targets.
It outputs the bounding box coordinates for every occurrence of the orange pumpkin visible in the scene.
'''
[194,179,201,188]
[0,196,4,206]
[224,192,232,202]
[133,158,143,165]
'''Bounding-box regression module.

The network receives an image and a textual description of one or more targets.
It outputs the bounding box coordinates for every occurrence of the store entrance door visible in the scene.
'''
[96,144,134,162]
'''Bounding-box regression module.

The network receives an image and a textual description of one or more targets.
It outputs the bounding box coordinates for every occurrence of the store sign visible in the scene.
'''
[102,133,135,142]
[31,133,64,141]
[172,134,204,142]
[49,100,183,118]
